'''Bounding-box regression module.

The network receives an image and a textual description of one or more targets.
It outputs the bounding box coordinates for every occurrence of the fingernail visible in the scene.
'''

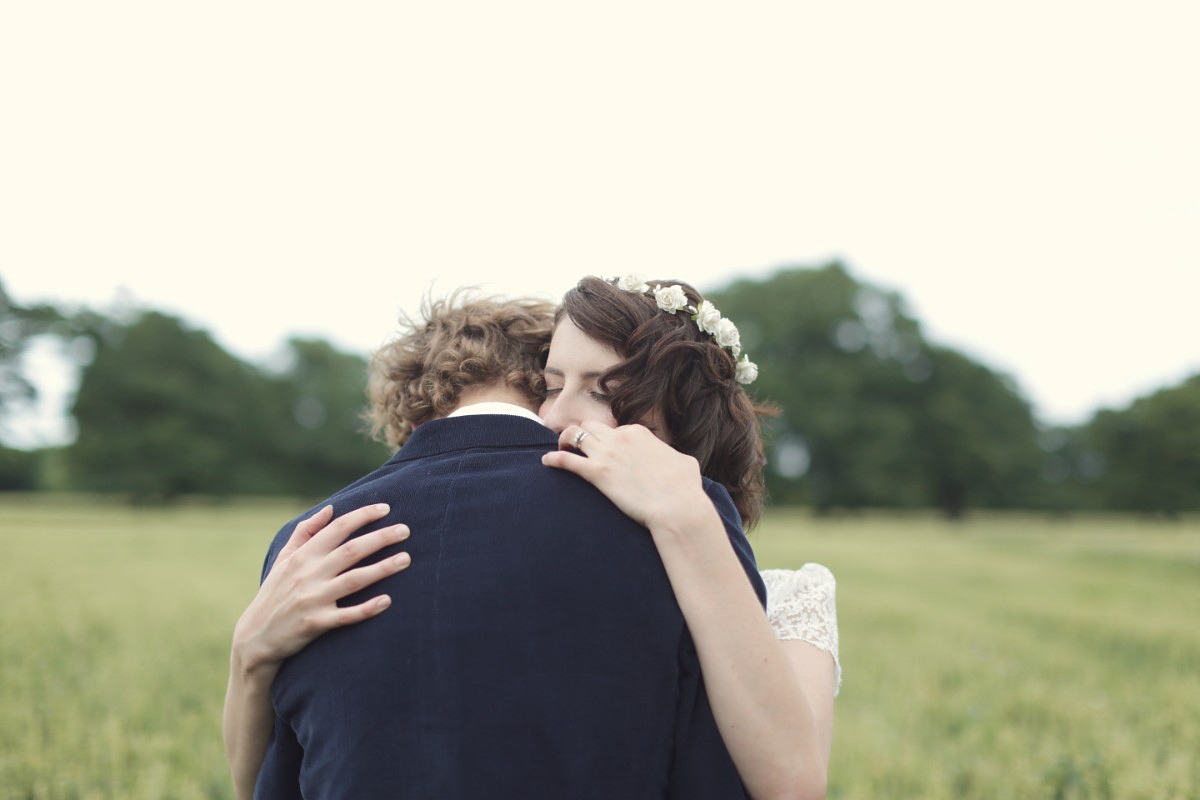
[395,525,410,539]
[394,553,411,568]
[377,596,391,609]
[376,503,390,513]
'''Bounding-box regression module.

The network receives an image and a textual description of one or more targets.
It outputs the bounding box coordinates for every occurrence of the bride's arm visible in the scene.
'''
[646,494,831,800]
[766,567,840,773]
[223,504,412,800]
[781,640,837,769]
[543,422,832,800]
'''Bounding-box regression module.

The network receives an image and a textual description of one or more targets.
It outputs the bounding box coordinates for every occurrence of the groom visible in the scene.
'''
[254,294,765,799]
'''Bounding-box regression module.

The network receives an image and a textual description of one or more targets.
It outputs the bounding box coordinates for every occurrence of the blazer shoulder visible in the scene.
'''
[701,477,766,607]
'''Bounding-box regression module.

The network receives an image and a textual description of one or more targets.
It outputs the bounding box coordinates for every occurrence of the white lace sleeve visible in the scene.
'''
[761,564,841,696]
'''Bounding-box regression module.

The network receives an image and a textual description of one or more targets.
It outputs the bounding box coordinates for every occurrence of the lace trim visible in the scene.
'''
[762,564,841,695]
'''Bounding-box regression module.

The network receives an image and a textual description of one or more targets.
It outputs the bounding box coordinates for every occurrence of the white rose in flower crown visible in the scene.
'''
[714,317,741,351]
[618,274,651,293]
[692,300,722,335]
[654,284,689,314]
[735,355,758,384]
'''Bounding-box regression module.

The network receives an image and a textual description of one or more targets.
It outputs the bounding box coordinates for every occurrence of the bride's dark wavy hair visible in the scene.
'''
[558,276,772,528]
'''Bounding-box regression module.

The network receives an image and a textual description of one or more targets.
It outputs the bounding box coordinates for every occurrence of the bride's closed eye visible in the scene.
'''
[539,377,609,405]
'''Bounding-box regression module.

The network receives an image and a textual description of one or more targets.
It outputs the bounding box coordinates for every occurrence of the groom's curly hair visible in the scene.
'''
[560,276,773,528]
[367,291,555,449]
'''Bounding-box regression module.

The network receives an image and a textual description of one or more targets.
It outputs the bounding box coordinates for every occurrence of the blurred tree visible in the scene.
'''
[28,266,1199,514]
[69,311,283,500]
[67,312,388,501]
[0,276,64,423]
[709,263,1043,516]
[0,444,41,490]
[1082,374,1200,514]
[1031,424,1105,512]
[909,347,1044,516]
[264,337,390,496]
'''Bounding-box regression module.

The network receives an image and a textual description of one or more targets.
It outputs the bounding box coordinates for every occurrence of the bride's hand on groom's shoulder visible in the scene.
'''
[231,504,413,677]
[542,421,708,531]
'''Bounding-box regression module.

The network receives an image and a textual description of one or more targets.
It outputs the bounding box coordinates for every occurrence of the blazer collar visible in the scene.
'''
[387,414,558,464]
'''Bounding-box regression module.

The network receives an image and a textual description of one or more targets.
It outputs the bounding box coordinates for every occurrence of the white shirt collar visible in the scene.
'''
[447,401,546,426]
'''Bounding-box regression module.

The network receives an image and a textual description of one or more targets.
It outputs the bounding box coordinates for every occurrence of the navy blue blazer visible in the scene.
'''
[255,414,766,800]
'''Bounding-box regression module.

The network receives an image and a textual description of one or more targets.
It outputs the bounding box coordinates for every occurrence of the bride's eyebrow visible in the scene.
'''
[543,367,605,380]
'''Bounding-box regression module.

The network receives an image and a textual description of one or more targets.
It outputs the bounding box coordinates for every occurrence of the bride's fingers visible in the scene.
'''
[324,523,411,577]
[326,549,413,599]
[557,425,584,452]
[557,423,608,454]
[542,448,595,479]
[314,594,395,631]
[307,503,393,554]
[276,504,334,563]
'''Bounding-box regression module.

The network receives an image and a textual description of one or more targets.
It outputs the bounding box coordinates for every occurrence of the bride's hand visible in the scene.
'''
[541,421,709,530]
[231,503,412,675]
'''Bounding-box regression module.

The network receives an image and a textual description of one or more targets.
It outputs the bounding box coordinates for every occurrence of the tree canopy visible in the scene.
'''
[66,311,388,501]
[0,277,63,421]
[2,265,1197,514]
[709,264,1044,516]
[1081,375,1200,514]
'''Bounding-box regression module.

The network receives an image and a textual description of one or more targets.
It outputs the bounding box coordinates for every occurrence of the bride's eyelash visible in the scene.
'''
[539,385,609,403]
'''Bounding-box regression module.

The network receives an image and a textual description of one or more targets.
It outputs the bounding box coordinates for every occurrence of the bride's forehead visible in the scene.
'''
[546,319,620,369]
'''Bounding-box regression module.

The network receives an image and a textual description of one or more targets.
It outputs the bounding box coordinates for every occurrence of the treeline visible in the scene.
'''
[707,266,1200,516]
[0,282,389,501]
[2,266,1198,515]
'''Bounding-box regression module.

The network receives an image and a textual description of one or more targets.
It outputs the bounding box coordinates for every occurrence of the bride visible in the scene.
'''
[225,276,840,800]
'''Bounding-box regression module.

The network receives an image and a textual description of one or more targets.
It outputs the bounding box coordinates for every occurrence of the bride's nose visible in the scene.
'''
[539,391,580,434]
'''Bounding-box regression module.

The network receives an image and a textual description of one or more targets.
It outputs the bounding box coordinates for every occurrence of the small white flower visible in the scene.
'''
[618,274,651,294]
[735,355,758,384]
[692,300,722,335]
[654,284,689,314]
[714,317,741,351]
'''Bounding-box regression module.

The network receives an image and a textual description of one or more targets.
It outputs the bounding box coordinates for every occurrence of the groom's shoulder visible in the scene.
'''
[258,415,627,577]
[701,477,766,607]
[257,459,396,583]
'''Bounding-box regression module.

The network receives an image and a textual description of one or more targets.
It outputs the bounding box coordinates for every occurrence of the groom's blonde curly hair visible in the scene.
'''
[366,291,556,449]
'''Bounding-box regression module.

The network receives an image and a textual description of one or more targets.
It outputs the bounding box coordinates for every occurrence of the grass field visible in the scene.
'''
[1,496,1198,799]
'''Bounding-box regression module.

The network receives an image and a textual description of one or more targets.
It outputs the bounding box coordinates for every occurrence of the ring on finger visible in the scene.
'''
[572,430,590,448]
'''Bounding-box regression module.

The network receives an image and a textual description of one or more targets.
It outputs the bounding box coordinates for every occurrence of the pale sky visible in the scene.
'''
[2,1,1197,448]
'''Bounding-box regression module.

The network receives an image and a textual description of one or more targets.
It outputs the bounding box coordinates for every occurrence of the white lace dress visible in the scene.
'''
[761,564,841,695]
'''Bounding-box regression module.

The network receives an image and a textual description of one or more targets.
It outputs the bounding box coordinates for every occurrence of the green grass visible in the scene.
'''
[753,511,1200,799]
[2,496,1198,799]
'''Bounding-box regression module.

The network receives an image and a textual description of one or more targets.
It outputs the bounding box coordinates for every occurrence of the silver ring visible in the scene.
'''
[572,430,589,448]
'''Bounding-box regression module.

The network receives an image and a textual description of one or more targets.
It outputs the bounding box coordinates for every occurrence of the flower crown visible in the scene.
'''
[615,275,759,385]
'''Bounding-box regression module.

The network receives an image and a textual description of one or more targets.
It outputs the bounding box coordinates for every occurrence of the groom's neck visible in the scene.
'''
[450,383,539,416]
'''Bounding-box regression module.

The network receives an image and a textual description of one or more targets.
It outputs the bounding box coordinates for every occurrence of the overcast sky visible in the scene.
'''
[2,1,1197,448]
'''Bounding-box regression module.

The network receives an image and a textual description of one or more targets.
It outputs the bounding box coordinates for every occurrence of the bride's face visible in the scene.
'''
[539,318,620,433]
[539,318,670,442]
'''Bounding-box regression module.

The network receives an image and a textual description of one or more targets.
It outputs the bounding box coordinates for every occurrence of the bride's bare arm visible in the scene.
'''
[543,422,832,800]
[223,504,412,800]
[782,640,836,769]
[765,567,841,770]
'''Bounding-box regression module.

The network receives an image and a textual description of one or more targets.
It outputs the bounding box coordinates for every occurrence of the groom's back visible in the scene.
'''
[255,415,757,800]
